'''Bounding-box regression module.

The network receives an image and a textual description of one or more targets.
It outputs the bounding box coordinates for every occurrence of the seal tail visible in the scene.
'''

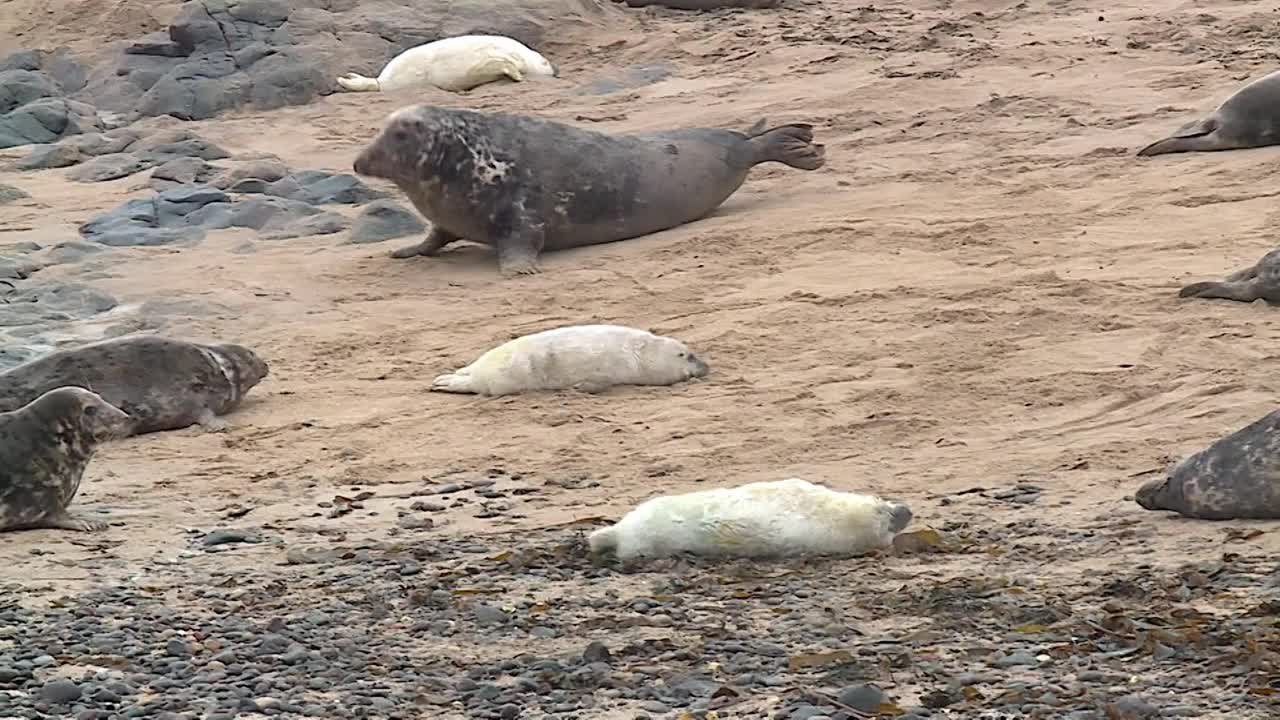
[749,123,826,170]
[1178,279,1260,302]
[587,525,620,555]
[336,73,381,92]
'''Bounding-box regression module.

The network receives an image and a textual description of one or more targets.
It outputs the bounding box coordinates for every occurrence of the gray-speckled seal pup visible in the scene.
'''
[1138,69,1280,157]
[0,387,132,533]
[1135,409,1280,520]
[1179,248,1280,304]
[0,335,269,436]
[352,105,826,276]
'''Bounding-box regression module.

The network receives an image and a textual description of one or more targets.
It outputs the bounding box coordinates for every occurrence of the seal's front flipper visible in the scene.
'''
[336,73,381,92]
[37,512,109,532]
[390,227,460,260]
[195,408,230,433]
[431,372,477,394]
[1178,279,1262,303]
[1137,117,1221,157]
[749,124,826,170]
[495,223,546,277]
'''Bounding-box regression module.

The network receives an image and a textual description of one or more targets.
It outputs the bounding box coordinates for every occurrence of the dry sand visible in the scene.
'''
[2,0,1280,717]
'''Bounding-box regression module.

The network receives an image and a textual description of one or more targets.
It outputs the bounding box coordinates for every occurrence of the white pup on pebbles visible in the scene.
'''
[336,35,556,94]
[431,324,710,396]
[588,477,914,561]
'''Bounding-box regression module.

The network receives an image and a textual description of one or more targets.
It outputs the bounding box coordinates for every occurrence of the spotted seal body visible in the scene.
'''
[432,324,710,396]
[0,387,132,533]
[1135,410,1280,520]
[336,35,557,94]
[0,335,269,436]
[352,105,826,276]
[620,0,779,8]
[1179,248,1280,304]
[1138,69,1280,157]
[587,477,914,561]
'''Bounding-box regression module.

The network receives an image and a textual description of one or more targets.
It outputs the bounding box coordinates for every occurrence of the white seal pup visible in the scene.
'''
[0,335,270,436]
[1138,69,1280,157]
[336,35,557,94]
[0,387,133,533]
[431,324,709,396]
[587,477,914,561]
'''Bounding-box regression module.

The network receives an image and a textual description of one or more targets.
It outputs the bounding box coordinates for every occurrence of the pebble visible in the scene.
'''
[40,678,83,703]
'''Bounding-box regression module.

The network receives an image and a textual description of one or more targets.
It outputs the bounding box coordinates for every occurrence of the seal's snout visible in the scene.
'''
[1134,477,1168,510]
[887,501,913,533]
[688,353,710,378]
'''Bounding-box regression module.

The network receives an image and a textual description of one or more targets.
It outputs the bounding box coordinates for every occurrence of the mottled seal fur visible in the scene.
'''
[1179,248,1280,304]
[0,335,269,436]
[336,35,556,94]
[352,105,826,276]
[0,387,132,533]
[588,477,914,561]
[432,324,709,396]
[1135,410,1280,520]
[1138,69,1280,157]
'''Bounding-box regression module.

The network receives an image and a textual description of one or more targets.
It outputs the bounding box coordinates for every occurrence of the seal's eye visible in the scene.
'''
[83,404,98,418]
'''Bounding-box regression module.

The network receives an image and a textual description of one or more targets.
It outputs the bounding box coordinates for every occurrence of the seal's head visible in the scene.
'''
[354,105,443,182]
[884,500,913,534]
[526,52,557,78]
[29,387,133,444]
[209,343,270,408]
[1134,476,1175,512]
[644,336,711,384]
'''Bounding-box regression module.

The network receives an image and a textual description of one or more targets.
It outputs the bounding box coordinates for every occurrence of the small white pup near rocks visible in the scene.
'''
[588,477,913,561]
[336,35,557,94]
[431,324,710,396]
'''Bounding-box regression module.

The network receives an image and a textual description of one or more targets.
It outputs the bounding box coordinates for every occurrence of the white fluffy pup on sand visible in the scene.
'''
[336,35,556,93]
[588,478,913,561]
[431,324,710,396]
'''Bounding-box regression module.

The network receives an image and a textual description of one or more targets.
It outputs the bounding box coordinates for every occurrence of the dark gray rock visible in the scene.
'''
[45,240,108,264]
[0,282,118,327]
[72,130,140,157]
[16,142,82,169]
[2,48,87,95]
[67,153,156,183]
[183,196,320,231]
[0,183,30,204]
[150,157,215,190]
[345,199,425,244]
[0,69,61,114]
[39,678,83,703]
[211,158,290,191]
[265,171,387,205]
[259,211,348,240]
[0,97,103,150]
[0,254,42,279]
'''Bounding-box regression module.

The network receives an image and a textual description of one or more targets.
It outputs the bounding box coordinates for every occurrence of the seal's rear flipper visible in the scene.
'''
[336,73,381,92]
[430,372,476,394]
[750,124,826,170]
[1178,279,1260,302]
[1136,117,1221,157]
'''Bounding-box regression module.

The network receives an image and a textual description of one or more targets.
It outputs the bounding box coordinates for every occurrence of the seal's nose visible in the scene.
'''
[887,502,913,533]
[689,353,710,377]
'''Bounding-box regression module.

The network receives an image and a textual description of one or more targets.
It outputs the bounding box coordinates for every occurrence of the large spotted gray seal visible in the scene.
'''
[1135,410,1280,520]
[352,105,826,276]
[0,387,132,533]
[0,335,269,436]
[1179,248,1280,304]
[1138,69,1280,157]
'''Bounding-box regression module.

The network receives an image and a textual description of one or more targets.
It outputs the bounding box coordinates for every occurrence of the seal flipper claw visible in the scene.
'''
[749,124,826,170]
[194,408,230,432]
[495,222,546,277]
[37,512,109,532]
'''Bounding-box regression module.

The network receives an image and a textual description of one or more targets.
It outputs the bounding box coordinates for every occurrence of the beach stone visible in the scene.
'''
[345,199,426,244]
[0,183,29,204]
[16,142,81,169]
[67,153,156,182]
[258,211,348,240]
[0,97,103,150]
[264,171,387,205]
[150,157,215,190]
[39,678,83,703]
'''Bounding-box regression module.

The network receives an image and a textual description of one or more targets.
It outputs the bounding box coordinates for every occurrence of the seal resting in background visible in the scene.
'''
[0,335,269,436]
[1179,248,1280,304]
[1135,410,1280,520]
[587,477,914,561]
[432,324,709,396]
[0,387,132,533]
[336,35,557,94]
[1138,69,1280,157]
[352,105,826,276]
